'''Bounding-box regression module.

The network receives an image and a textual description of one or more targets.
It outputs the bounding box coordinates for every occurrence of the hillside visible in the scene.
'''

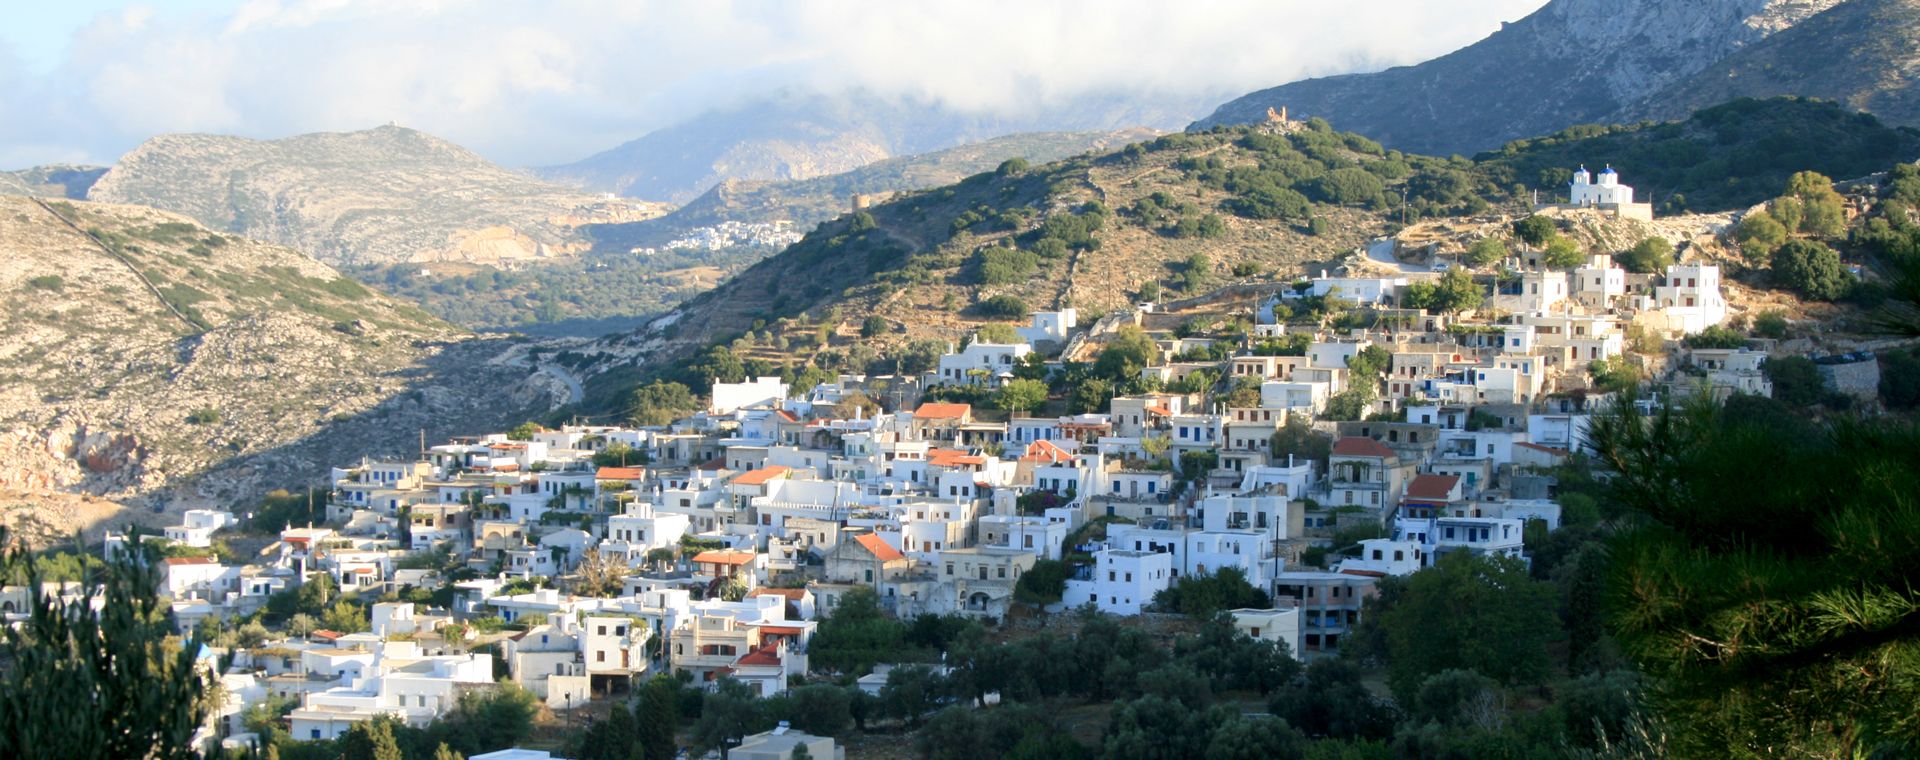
[586,129,1161,253]
[1621,0,1920,128]
[1476,98,1920,211]
[537,90,1207,204]
[87,125,668,267]
[1192,0,1839,156]
[1,164,106,199]
[558,97,1920,412]
[0,196,567,543]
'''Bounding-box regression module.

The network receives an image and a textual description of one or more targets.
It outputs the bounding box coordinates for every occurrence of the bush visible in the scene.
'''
[1512,216,1558,248]
[1619,237,1673,273]
[974,294,1029,319]
[186,408,220,425]
[27,275,65,292]
[1735,212,1789,260]
[1014,559,1069,604]
[1770,239,1850,301]
[1753,310,1789,339]
[1463,238,1507,267]
[1683,324,1748,350]
[1763,356,1822,406]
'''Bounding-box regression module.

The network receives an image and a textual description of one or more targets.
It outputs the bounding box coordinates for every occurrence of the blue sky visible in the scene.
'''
[0,0,1547,169]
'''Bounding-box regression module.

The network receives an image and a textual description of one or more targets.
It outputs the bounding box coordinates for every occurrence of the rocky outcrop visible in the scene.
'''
[1192,0,1842,155]
[87,125,662,266]
[1618,0,1920,128]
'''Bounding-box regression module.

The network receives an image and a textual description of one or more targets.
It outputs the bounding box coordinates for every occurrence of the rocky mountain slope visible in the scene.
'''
[586,128,1161,253]
[1,164,106,199]
[1192,0,1841,156]
[0,196,567,543]
[87,125,667,267]
[1619,0,1920,128]
[538,90,1208,204]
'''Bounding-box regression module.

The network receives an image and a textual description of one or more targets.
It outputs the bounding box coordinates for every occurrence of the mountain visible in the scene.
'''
[86,125,668,267]
[537,90,1210,204]
[1192,0,1842,156]
[0,196,567,543]
[1,164,107,199]
[1620,0,1920,128]
[586,128,1161,253]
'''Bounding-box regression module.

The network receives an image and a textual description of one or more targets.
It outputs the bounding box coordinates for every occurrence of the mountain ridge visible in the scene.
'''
[1191,0,1842,156]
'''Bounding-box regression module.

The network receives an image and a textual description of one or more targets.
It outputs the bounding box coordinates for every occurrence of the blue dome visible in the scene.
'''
[1600,166,1617,175]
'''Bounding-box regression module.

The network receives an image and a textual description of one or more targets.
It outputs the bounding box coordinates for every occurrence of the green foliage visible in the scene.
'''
[975,294,1029,319]
[1361,553,1559,703]
[810,588,910,676]
[1762,355,1822,407]
[1619,236,1674,273]
[185,407,221,425]
[1770,239,1851,300]
[620,380,698,427]
[1588,356,1640,394]
[1150,566,1271,618]
[1322,388,1374,422]
[1882,347,1920,409]
[1543,237,1585,268]
[27,274,65,292]
[1269,414,1332,468]
[975,244,1042,286]
[1682,324,1748,350]
[253,487,325,532]
[1091,326,1157,383]
[506,421,540,441]
[592,442,648,468]
[1511,216,1558,248]
[1173,252,1213,293]
[1478,98,1920,212]
[1586,395,1920,754]
[1463,237,1507,267]
[974,322,1020,344]
[1753,309,1789,339]
[1781,170,1848,238]
[1014,559,1069,604]
[1269,659,1398,742]
[0,529,211,760]
[1734,211,1789,261]
[994,378,1049,414]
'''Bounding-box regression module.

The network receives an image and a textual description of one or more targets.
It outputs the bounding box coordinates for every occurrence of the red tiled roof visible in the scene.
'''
[1405,474,1460,501]
[1145,405,1174,417]
[162,556,218,566]
[927,449,985,467]
[692,550,758,566]
[697,458,728,471]
[596,466,645,480]
[736,643,783,667]
[913,402,971,420]
[854,533,905,562]
[732,466,792,486]
[311,630,345,641]
[1333,437,1395,459]
[775,410,801,423]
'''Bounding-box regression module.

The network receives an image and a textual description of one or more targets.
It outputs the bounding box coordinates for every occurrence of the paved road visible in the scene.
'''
[1365,237,1430,273]
[539,362,585,404]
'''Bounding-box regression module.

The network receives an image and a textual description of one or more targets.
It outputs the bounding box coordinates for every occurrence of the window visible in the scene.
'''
[597,651,605,662]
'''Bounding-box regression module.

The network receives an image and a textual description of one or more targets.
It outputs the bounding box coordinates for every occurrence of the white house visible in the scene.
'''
[712,377,790,414]
[936,342,1032,387]
[1063,549,1172,615]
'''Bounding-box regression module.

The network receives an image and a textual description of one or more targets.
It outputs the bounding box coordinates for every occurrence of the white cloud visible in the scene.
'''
[0,0,1547,167]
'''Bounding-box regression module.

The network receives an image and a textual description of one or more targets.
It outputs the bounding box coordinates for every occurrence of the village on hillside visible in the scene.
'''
[3,167,1880,758]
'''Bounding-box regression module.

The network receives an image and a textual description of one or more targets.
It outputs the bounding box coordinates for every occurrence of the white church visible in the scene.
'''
[1542,165,1654,221]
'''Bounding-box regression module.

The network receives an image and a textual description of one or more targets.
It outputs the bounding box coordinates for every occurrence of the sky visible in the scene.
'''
[0,0,1548,169]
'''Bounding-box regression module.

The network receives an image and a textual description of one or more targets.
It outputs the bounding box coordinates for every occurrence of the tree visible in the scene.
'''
[1068,377,1113,415]
[623,381,698,427]
[1619,236,1673,273]
[975,323,1020,344]
[1735,211,1789,260]
[976,294,1029,319]
[994,378,1048,414]
[1511,216,1558,248]
[809,587,907,675]
[880,665,945,727]
[1151,566,1270,618]
[787,683,851,736]
[1269,659,1398,741]
[1364,553,1559,703]
[694,678,766,759]
[1092,326,1158,383]
[1586,395,1920,755]
[1463,237,1507,267]
[636,676,681,760]
[1543,237,1585,268]
[323,599,369,633]
[1433,268,1482,313]
[1177,252,1214,293]
[1588,357,1639,394]
[0,530,211,759]
[1269,414,1332,468]
[1762,355,1822,406]
[860,315,887,339]
[1784,170,1847,237]
[506,422,541,441]
[1014,559,1069,604]
[340,715,407,760]
[436,682,540,754]
[1322,388,1374,422]
[571,548,628,597]
[576,702,640,760]
[1770,239,1850,300]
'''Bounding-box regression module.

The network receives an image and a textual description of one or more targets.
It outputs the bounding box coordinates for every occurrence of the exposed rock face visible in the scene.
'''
[0,196,564,540]
[86,125,662,266]
[1192,0,1842,155]
[538,90,1209,204]
[1619,0,1920,128]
